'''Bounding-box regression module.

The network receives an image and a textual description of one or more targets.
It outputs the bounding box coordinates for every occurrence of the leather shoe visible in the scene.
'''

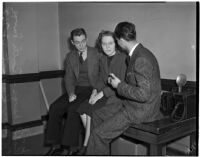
[76,146,87,155]
[59,148,70,155]
[46,147,56,155]
[67,150,78,155]
[46,147,63,155]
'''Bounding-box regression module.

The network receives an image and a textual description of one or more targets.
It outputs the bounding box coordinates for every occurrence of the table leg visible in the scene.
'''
[150,144,166,155]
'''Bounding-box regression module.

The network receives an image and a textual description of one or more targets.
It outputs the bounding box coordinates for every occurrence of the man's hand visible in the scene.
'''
[89,91,104,105]
[69,94,77,102]
[108,73,121,89]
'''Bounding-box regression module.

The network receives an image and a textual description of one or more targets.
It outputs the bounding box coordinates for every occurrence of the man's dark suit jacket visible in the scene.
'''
[117,44,163,124]
[64,46,100,96]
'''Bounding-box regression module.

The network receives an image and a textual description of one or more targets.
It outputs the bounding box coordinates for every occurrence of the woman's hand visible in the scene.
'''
[89,89,97,101]
[69,93,77,102]
[89,91,104,105]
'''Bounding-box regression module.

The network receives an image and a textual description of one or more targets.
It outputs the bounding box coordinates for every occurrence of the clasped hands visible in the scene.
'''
[69,93,77,102]
[68,89,103,105]
[89,73,121,105]
[68,73,121,103]
[89,89,103,105]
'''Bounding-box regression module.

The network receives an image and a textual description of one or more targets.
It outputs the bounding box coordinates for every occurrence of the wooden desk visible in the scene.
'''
[123,117,196,155]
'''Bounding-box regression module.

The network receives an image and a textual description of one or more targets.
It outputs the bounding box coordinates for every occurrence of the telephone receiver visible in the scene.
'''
[176,74,187,93]
[171,74,187,122]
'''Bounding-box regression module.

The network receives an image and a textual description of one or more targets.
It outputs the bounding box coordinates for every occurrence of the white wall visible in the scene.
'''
[3,2,62,125]
[58,2,196,81]
[5,2,61,74]
[36,3,61,71]
[6,3,38,74]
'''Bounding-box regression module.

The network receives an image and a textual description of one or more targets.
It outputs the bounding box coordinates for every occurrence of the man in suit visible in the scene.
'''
[86,21,163,155]
[45,28,100,155]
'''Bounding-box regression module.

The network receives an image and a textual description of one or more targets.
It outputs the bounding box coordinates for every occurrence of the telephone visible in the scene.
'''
[161,88,196,122]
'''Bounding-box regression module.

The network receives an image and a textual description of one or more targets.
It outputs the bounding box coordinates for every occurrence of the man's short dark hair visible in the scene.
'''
[70,28,87,41]
[114,22,136,41]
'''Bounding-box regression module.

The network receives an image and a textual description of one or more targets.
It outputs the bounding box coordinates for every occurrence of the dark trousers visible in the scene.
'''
[45,86,93,147]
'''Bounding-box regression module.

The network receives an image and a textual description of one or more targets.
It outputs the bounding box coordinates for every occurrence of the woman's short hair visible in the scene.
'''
[114,21,136,41]
[96,30,118,53]
[70,28,87,41]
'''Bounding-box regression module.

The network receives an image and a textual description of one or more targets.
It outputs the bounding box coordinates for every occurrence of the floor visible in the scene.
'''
[2,134,49,155]
[2,133,189,156]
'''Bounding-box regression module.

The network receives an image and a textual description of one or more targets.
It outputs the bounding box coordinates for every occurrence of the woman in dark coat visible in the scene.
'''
[76,30,127,155]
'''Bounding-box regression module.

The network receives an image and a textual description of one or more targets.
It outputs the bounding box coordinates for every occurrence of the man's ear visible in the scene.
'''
[120,38,125,42]
[71,40,74,45]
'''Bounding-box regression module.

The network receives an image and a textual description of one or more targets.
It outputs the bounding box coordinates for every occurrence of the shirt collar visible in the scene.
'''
[78,47,87,55]
[129,43,139,57]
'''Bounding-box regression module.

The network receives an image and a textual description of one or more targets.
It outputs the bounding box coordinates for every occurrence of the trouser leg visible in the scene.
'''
[62,86,93,147]
[62,106,82,147]
[45,93,69,146]
[86,108,131,155]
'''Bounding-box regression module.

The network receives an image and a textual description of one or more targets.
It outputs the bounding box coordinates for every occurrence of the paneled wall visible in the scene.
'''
[2,3,63,143]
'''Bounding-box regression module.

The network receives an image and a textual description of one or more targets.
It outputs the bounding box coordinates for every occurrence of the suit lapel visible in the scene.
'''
[74,50,79,78]
[87,46,93,78]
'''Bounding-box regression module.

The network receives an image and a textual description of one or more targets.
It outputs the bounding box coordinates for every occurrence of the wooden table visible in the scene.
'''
[123,117,196,155]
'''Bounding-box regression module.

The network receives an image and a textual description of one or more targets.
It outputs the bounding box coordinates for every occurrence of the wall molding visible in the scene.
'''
[2,120,43,131]
[2,70,65,83]
[2,70,197,131]
[2,70,197,88]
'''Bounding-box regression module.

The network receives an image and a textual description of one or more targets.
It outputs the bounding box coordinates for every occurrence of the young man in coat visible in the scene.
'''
[45,28,100,155]
[86,21,163,155]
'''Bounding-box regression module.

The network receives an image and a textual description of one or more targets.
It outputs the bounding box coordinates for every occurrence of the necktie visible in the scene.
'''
[126,55,131,66]
[79,52,83,64]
